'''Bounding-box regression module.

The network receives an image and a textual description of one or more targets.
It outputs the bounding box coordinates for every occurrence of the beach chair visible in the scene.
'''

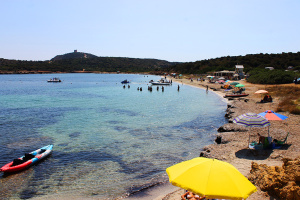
[276,132,289,145]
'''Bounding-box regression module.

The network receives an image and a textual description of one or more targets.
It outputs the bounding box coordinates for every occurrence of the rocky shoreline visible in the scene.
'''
[163,78,300,200]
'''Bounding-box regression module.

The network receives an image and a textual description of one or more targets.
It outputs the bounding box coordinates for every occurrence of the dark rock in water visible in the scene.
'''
[225,107,234,114]
[215,136,222,144]
[217,123,247,132]
[69,132,81,138]
[225,112,234,119]
[227,104,234,108]
[199,151,210,158]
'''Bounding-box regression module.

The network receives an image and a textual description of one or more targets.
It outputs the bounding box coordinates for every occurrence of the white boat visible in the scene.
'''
[47,78,61,82]
[151,78,171,85]
[151,82,171,85]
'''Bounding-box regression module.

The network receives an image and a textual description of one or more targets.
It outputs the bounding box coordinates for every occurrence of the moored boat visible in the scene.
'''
[47,78,61,82]
[0,145,53,173]
[121,79,130,84]
[151,78,171,85]
[151,82,171,85]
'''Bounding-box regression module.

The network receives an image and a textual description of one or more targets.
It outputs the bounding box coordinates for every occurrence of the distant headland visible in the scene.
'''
[0,51,300,75]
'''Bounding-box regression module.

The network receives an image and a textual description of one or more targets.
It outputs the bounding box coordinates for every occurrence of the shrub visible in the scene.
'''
[248,69,295,84]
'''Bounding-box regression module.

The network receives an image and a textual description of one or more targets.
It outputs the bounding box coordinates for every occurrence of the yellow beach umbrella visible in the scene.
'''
[166,157,257,200]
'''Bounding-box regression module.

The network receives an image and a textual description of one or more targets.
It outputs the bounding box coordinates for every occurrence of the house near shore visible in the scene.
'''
[213,70,235,80]
[212,65,245,80]
[235,65,244,79]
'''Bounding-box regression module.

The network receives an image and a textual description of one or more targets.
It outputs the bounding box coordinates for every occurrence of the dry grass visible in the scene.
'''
[266,85,300,114]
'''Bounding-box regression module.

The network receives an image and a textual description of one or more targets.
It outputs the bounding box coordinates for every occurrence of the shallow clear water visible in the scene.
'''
[0,73,227,199]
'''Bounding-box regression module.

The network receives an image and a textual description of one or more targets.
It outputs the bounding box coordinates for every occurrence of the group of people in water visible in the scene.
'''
[146,86,164,92]
[123,85,180,92]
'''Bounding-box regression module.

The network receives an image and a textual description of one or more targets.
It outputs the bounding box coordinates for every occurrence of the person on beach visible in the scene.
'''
[181,191,205,200]
[257,133,265,144]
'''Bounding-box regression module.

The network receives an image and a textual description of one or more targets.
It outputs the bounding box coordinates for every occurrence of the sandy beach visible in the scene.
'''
[126,77,300,200]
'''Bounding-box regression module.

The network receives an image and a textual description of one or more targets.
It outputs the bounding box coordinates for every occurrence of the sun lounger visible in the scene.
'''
[275,132,289,145]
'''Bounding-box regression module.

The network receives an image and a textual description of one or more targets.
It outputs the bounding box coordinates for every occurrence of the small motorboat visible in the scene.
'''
[151,78,171,85]
[151,82,171,85]
[0,145,53,173]
[224,93,249,98]
[121,79,130,84]
[47,78,61,82]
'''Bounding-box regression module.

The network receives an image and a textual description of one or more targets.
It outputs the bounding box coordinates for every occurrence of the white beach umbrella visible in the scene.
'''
[254,90,268,94]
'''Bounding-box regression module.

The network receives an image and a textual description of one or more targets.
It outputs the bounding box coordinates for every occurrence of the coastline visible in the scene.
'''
[125,76,300,200]
[2,73,298,199]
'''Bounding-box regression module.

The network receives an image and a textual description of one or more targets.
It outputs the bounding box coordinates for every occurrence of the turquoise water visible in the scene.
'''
[0,73,227,199]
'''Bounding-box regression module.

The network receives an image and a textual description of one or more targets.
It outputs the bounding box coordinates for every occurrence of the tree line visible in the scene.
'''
[0,56,177,73]
[1,52,300,84]
[169,52,300,74]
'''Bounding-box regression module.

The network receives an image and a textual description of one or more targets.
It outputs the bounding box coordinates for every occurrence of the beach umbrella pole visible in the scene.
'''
[249,133,251,146]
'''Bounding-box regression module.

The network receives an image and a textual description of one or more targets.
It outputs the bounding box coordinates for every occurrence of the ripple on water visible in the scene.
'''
[0,74,227,199]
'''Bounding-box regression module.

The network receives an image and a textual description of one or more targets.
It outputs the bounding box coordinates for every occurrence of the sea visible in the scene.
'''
[0,73,227,200]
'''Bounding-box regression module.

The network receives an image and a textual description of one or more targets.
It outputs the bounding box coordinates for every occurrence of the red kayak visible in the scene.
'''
[0,145,53,173]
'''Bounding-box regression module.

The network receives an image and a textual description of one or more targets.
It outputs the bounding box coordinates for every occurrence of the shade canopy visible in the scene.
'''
[233,113,270,128]
[258,110,288,121]
[230,82,239,85]
[254,90,268,94]
[235,84,245,87]
[166,157,257,200]
[257,110,288,137]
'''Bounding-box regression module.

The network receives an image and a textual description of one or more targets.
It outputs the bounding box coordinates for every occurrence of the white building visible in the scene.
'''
[235,65,244,79]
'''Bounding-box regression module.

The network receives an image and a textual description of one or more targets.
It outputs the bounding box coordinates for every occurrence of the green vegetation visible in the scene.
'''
[0,53,177,73]
[170,52,300,74]
[247,69,295,84]
[1,52,300,82]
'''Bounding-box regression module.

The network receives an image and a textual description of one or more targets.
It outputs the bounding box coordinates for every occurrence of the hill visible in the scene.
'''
[51,51,98,61]
[0,51,178,73]
[1,51,300,75]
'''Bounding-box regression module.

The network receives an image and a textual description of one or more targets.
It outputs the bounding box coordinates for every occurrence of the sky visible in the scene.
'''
[1,0,300,62]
